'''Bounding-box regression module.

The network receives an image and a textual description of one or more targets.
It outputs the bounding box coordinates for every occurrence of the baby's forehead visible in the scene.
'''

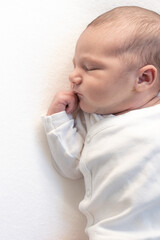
[81,24,131,53]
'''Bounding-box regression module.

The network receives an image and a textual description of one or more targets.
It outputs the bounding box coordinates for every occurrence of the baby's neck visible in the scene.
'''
[115,96,160,116]
[140,96,160,108]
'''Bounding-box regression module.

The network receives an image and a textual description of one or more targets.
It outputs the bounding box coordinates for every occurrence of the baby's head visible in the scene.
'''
[88,6,160,73]
[70,6,160,114]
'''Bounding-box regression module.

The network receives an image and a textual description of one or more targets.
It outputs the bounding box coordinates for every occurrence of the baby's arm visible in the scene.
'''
[43,91,85,180]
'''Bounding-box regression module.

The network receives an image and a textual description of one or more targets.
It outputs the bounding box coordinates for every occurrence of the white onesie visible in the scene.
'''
[42,104,160,240]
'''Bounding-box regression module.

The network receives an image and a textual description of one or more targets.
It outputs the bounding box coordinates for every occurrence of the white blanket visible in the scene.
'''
[0,0,160,239]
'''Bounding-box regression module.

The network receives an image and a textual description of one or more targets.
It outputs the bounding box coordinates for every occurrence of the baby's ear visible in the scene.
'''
[135,65,157,92]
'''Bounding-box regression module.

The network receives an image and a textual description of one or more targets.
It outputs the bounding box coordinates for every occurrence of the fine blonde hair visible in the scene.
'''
[87,6,160,72]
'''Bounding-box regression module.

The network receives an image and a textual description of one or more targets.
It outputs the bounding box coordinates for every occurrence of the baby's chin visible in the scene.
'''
[79,103,101,114]
[78,104,93,114]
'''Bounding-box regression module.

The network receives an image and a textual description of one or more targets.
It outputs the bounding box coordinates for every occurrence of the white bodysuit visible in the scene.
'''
[42,104,160,240]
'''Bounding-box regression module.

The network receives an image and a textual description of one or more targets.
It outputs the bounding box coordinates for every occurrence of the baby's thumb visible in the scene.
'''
[66,95,79,114]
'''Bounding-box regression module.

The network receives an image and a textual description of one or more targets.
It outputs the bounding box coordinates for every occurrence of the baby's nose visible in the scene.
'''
[69,71,82,85]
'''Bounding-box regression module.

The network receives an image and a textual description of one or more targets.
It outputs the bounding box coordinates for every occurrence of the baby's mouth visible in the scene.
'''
[73,90,82,96]
[76,93,83,102]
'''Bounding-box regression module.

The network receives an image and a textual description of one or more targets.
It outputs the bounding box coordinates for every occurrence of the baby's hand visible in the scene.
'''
[46,91,79,116]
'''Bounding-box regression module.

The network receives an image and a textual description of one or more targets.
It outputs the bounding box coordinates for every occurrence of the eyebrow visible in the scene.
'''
[72,56,104,66]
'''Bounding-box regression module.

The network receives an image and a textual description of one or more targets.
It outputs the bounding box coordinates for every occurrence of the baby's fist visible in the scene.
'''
[47,91,79,116]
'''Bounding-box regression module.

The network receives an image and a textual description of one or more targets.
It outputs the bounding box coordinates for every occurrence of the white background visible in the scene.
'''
[0,0,160,239]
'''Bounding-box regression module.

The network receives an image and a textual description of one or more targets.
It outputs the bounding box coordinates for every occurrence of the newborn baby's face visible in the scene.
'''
[69,27,136,115]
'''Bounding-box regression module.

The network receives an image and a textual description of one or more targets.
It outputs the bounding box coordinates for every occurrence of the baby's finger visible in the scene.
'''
[66,94,79,114]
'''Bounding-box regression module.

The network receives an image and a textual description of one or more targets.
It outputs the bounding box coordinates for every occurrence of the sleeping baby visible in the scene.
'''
[43,6,160,240]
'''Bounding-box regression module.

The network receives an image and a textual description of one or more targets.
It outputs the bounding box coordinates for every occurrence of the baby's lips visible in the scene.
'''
[73,92,80,102]
[70,83,74,89]
[73,90,82,96]
[71,91,78,101]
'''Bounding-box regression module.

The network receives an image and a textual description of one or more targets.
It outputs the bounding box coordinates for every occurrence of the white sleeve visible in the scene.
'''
[42,111,86,180]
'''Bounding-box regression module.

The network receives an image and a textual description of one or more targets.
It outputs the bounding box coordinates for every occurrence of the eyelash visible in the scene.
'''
[73,63,100,72]
[83,65,99,71]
